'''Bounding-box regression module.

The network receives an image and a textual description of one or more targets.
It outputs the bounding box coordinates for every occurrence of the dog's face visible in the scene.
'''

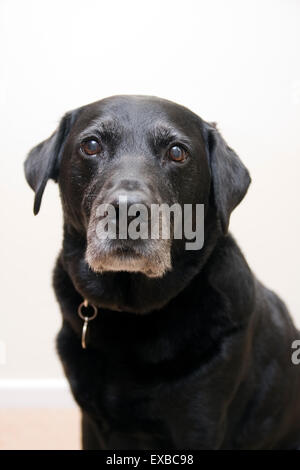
[25,95,250,279]
[60,96,211,278]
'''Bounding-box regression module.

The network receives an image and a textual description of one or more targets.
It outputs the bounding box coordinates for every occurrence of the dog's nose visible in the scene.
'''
[108,179,151,213]
[102,178,153,229]
[117,179,142,192]
[109,192,150,224]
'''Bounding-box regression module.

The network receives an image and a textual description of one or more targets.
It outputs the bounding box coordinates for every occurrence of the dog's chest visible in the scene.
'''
[61,341,165,432]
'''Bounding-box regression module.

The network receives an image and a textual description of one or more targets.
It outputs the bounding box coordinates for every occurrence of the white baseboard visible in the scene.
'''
[0,379,76,408]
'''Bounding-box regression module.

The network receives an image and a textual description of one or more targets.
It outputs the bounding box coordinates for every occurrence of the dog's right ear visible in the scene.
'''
[24,110,79,215]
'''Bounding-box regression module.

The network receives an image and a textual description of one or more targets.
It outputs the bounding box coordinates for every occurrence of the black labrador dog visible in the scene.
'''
[24,95,300,449]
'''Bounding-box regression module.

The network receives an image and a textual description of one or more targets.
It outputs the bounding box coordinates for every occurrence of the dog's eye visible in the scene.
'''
[167,145,187,162]
[81,139,101,156]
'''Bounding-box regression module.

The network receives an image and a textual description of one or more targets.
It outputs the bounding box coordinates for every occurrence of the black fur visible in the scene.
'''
[24,95,300,449]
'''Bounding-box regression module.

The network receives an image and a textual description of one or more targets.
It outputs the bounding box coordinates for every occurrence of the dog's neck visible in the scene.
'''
[59,212,221,314]
[54,224,253,364]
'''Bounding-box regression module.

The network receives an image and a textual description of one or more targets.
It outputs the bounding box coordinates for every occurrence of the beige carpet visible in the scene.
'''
[0,408,81,450]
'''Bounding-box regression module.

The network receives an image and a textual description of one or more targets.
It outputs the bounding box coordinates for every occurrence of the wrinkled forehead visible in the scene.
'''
[72,96,203,144]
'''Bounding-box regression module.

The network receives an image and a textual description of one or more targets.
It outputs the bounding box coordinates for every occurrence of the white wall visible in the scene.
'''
[1,0,300,382]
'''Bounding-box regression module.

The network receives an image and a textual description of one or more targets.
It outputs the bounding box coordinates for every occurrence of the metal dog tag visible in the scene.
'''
[77,299,98,349]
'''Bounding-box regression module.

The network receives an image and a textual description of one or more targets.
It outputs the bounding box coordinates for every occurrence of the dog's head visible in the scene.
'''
[25,95,250,278]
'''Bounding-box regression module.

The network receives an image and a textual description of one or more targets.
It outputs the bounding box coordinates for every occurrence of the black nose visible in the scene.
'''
[109,192,150,225]
[117,179,143,192]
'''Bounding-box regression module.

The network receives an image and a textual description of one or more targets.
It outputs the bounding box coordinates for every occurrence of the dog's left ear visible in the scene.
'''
[24,110,78,215]
[204,122,251,234]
